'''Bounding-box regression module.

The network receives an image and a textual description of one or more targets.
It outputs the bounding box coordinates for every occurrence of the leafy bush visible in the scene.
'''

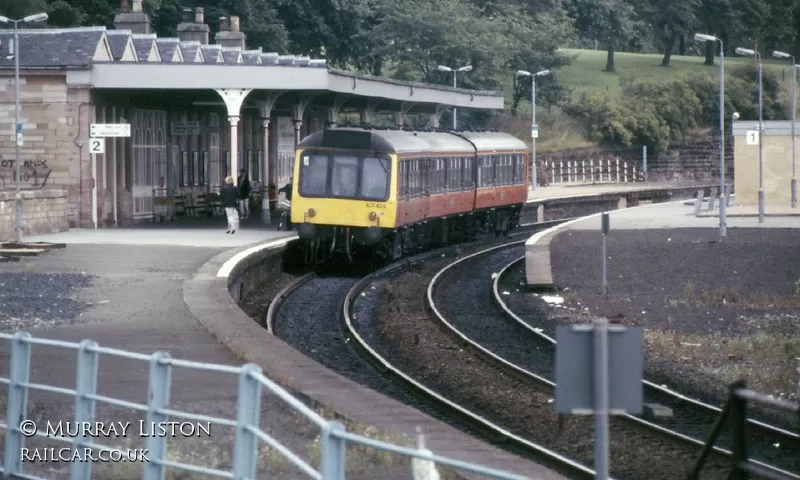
[563,67,789,153]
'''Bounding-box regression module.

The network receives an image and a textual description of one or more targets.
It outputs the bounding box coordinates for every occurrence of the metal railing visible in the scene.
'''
[689,380,800,480]
[0,331,530,480]
[541,158,643,185]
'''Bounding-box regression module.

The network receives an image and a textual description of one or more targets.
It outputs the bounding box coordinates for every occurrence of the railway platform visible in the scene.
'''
[525,198,800,287]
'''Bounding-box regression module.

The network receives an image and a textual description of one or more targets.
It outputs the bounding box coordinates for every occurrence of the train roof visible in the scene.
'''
[297,127,528,154]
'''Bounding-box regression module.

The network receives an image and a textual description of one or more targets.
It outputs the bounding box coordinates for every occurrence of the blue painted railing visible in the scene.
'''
[0,332,529,479]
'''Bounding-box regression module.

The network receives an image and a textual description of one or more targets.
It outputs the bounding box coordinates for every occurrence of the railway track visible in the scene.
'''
[424,240,800,478]
[266,223,605,479]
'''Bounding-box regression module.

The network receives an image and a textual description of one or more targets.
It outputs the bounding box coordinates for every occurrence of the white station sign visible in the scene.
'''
[90,123,131,138]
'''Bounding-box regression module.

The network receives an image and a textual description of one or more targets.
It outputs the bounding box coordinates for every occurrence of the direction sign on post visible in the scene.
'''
[745,130,760,145]
[531,124,539,139]
[90,123,131,138]
[89,138,106,155]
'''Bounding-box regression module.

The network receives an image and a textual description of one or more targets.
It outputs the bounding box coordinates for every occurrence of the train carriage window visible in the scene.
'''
[361,156,391,200]
[331,156,359,197]
[447,157,460,191]
[514,154,525,183]
[410,159,418,197]
[504,155,512,185]
[435,158,445,194]
[463,157,473,188]
[399,160,408,199]
[299,154,329,196]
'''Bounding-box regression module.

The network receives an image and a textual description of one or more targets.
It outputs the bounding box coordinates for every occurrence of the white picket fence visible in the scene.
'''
[541,157,642,185]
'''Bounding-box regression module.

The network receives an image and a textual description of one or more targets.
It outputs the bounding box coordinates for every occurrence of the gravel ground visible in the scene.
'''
[544,228,800,420]
[437,245,800,473]
[358,252,731,480]
[0,271,96,331]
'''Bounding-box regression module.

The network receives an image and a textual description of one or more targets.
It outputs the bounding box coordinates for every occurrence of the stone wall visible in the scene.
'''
[0,189,69,241]
[0,73,93,228]
[538,137,734,184]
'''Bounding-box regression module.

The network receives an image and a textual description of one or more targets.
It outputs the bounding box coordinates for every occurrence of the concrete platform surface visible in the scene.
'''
[696,203,800,217]
[567,201,800,230]
[526,181,705,202]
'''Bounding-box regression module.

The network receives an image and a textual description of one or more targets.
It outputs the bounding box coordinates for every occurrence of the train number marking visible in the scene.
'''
[366,203,387,209]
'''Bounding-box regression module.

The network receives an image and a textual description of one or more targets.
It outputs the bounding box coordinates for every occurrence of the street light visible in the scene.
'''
[0,12,49,243]
[772,50,797,208]
[693,33,727,237]
[517,69,551,191]
[437,64,472,129]
[736,46,765,223]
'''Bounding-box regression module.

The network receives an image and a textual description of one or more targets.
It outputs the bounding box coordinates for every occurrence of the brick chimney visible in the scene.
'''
[215,15,246,49]
[113,0,150,34]
[177,6,210,45]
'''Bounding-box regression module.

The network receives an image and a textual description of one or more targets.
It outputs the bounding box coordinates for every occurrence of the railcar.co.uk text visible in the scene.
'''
[17,420,212,463]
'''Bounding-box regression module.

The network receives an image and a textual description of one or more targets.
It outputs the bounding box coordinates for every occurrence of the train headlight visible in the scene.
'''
[308,208,316,218]
[368,211,377,221]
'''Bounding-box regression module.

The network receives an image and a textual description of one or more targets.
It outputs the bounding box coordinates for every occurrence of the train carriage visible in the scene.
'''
[290,127,529,265]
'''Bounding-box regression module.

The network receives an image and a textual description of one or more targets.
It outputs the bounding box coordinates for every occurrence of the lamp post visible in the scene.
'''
[736,46,765,223]
[772,50,797,208]
[694,33,727,237]
[0,12,49,243]
[516,69,551,191]
[437,64,472,130]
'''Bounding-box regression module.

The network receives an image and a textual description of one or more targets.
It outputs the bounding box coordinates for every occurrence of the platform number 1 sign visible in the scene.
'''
[745,130,760,146]
[89,138,106,154]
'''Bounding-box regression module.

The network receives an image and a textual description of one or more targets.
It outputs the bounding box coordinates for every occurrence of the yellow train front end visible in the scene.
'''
[290,147,399,262]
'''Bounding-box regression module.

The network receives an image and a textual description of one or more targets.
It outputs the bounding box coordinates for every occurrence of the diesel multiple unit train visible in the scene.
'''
[288,127,530,264]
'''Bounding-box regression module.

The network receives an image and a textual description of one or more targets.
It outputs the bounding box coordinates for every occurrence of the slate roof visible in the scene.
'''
[156,38,181,62]
[0,26,110,67]
[0,25,328,69]
[131,34,159,62]
[106,30,135,61]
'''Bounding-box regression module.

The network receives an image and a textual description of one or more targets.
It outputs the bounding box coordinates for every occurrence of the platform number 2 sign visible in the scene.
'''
[745,130,760,146]
[89,138,106,154]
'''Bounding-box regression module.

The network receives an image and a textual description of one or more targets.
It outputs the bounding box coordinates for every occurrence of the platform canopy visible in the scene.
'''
[0,26,505,115]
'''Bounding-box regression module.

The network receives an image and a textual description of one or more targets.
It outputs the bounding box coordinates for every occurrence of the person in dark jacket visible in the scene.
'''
[237,169,251,220]
[220,176,239,234]
[278,176,293,201]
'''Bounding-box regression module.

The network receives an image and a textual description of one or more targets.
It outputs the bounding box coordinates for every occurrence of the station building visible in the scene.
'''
[0,0,504,237]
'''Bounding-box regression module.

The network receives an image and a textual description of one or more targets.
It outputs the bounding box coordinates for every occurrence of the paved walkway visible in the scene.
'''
[0,228,306,478]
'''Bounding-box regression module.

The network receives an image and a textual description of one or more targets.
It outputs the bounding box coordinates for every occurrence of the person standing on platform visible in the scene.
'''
[220,176,239,234]
[238,168,251,220]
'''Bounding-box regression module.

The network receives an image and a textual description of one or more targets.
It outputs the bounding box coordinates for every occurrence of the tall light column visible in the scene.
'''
[736,47,765,223]
[694,33,727,237]
[437,64,472,129]
[0,12,49,243]
[516,69,551,191]
[772,50,797,208]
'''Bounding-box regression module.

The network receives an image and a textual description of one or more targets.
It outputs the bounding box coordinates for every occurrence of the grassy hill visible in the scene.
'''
[503,48,796,153]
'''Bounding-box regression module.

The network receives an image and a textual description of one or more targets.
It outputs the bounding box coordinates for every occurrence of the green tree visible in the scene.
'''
[563,0,639,73]
[634,0,698,66]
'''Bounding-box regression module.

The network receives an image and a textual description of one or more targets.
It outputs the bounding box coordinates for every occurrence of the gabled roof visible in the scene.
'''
[106,30,138,62]
[0,26,112,67]
[200,45,223,63]
[179,41,204,63]
[221,47,242,64]
[131,34,160,62]
[241,48,262,65]
[156,38,183,63]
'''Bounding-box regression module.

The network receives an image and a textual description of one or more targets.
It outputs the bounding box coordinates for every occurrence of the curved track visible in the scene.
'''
[340,243,599,479]
[424,241,800,478]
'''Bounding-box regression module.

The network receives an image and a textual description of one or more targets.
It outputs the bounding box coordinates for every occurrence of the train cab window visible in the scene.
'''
[331,156,359,197]
[299,154,329,196]
[361,156,391,200]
